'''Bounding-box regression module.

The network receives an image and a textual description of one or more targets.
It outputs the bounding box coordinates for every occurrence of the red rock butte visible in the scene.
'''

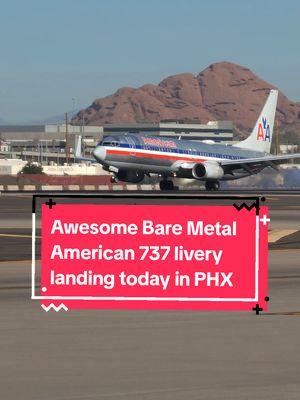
[72,62,300,136]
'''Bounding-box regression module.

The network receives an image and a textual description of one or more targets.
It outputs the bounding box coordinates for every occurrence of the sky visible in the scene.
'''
[0,0,299,123]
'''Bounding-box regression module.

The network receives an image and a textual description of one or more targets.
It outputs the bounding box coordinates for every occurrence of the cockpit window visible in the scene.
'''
[103,140,119,147]
[98,136,120,147]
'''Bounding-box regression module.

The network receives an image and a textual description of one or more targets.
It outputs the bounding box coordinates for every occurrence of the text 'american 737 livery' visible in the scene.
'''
[76,90,300,190]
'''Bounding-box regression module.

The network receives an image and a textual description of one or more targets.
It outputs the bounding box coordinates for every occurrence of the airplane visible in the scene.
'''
[75,90,300,190]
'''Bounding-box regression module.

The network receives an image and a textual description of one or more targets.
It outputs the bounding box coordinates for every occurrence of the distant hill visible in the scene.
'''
[72,61,300,138]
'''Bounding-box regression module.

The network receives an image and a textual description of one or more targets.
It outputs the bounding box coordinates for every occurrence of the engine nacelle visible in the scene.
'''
[192,162,224,180]
[116,170,145,183]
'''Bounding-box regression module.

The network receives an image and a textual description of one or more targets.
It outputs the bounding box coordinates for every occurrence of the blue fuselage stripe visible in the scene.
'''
[103,143,247,160]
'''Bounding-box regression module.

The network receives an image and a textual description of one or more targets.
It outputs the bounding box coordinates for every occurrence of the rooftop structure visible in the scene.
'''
[0,120,233,142]
[103,121,233,142]
[0,121,234,165]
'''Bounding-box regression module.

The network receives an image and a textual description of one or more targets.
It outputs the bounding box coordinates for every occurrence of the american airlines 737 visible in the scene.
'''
[76,90,300,190]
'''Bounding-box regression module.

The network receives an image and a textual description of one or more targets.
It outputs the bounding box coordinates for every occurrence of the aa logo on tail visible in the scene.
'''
[257,117,271,142]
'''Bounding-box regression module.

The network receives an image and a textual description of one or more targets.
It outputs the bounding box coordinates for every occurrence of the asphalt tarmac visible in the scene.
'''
[0,191,300,400]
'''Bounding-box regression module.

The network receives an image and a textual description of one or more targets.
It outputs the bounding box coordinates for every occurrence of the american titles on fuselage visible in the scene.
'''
[142,136,177,149]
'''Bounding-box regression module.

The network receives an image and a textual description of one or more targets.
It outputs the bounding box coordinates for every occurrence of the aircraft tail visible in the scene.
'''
[233,89,278,153]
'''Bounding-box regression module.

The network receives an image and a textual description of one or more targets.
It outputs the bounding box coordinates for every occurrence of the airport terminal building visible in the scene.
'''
[103,121,233,142]
[0,121,234,164]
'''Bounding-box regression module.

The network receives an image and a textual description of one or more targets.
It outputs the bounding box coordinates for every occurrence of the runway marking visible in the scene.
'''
[269,275,300,280]
[266,311,300,316]
[0,233,41,239]
[0,208,30,211]
[0,259,34,264]
[269,248,300,252]
[0,285,37,291]
[1,231,297,243]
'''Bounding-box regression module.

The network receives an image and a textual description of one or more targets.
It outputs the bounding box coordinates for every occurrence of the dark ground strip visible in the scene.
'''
[0,228,300,261]
[0,229,41,261]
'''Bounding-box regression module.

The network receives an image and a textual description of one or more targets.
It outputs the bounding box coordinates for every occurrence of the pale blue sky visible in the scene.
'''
[0,0,299,122]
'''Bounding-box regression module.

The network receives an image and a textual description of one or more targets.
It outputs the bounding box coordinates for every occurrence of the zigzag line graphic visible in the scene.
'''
[41,303,68,312]
[233,202,257,212]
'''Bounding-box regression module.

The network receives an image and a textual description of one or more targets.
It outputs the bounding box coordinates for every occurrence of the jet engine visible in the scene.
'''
[192,161,224,180]
[116,169,145,183]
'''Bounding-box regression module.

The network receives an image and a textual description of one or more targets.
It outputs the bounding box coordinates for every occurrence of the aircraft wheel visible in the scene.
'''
[205,181,220,191]
[159,180,174,191]
[110,175,117,183]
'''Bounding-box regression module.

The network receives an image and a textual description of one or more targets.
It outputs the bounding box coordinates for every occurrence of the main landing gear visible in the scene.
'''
[159,180,175,191]
[205,181,220,191]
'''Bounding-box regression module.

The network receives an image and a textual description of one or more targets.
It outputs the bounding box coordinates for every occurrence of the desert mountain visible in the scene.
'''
[72,62,300,136]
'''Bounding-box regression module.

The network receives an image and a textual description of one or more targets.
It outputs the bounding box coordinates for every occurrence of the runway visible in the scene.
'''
[1,191,300,259]
[0,192,300,399]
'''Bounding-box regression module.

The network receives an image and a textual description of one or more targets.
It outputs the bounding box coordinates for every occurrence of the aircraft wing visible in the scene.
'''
[74,156,95,163]
[220,153,300,173]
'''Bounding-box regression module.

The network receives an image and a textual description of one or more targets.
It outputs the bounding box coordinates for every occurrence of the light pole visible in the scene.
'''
[65,112,69,164]
[72,98,76,115]
[82,113,85,157]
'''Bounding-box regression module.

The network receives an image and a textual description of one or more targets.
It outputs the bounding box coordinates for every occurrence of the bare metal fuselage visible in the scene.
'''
[93,134,266,181]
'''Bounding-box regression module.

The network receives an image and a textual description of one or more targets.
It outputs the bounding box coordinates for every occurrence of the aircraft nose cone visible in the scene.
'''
[93,146,106,162]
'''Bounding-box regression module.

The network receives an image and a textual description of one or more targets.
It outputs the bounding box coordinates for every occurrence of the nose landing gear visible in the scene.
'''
[205,181,220,191]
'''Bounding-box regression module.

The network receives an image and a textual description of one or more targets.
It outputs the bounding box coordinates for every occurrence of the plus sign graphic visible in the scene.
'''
[259,215,270,225]
[252,304,263,315]
[45,199,56,209]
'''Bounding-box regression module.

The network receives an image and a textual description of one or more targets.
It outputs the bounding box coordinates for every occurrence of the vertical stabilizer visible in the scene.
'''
[233,90,278,153]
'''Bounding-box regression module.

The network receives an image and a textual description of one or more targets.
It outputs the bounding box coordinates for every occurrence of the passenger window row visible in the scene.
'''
[101,142,240,160]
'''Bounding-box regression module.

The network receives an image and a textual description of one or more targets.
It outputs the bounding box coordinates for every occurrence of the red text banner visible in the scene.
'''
[37,204,268,311]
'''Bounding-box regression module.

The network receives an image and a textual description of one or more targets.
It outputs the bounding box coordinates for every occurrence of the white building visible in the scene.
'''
[43,163,109,176]
[0,140,9,152]
[0,159,27,175]
[279,144,298,154]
